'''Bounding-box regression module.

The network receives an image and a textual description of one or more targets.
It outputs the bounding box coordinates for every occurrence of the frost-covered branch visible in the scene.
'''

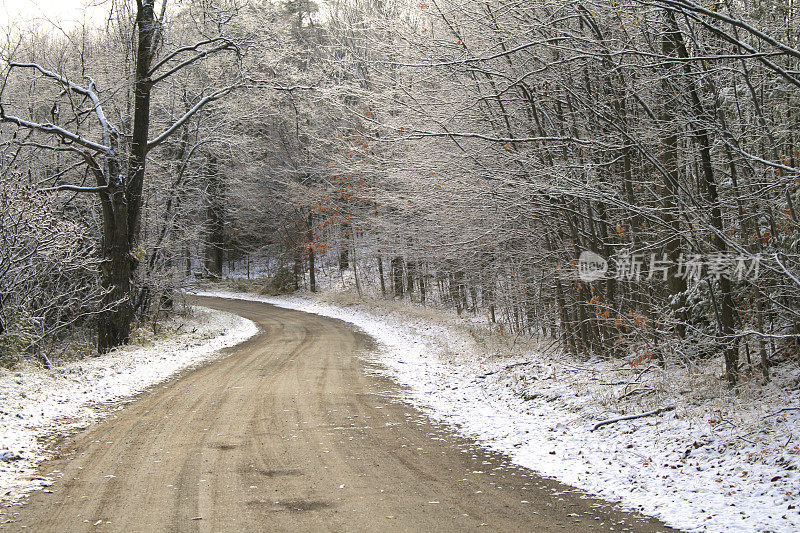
[150,40,238,85]
[8,63,118,146]
[0,104,112,154]
[147,84,241,151]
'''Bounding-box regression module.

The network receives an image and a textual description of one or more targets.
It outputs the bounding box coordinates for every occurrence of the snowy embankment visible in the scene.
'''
[195,289,800,533]
[0,306,258,501]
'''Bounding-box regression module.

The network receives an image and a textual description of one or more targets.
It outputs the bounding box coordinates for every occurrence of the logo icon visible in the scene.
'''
[578,250,608,282]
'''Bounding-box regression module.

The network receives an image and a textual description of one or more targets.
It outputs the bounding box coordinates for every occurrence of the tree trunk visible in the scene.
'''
[660,10,689,339]
[204,155,224,279]
[377,251,386,297]
[293,247,302,291]
[391,257,404,298]
[666,10,739,385]
[339,223,350,270]
[308,212,316,293]
[98,188,135,352]
[97,1,157,353]
[352,239,362,297]
[418,262,426,304]
[406,260,415,299]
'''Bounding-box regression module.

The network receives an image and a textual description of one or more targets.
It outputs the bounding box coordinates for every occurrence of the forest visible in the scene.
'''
[1,0,799,390]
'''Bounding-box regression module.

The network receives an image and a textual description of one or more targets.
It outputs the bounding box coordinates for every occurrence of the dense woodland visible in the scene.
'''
[1,0,799,386]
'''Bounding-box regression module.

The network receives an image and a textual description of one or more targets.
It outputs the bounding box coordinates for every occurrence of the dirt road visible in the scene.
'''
[2,297,676,532]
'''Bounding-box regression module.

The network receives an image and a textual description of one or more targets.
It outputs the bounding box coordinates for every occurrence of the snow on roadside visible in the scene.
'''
[194,289,800,533]
[0,306,258,501]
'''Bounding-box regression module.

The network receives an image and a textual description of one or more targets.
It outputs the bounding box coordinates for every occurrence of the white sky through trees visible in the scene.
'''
[0,0,109,31]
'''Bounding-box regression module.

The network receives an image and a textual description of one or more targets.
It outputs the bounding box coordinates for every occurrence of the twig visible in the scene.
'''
[590,406,676,432]
[764,407,800,419]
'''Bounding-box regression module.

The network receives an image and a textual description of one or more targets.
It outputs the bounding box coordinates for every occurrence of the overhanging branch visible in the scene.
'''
[0,103,112,154]
[146,83,242,151]
[38,184,110,193]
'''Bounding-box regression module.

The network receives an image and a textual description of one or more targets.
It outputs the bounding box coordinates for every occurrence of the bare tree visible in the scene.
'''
[0,0,241,351]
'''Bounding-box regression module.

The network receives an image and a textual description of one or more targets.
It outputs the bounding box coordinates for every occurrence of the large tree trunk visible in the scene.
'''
[97,1,157,353]
[98,186,135,352]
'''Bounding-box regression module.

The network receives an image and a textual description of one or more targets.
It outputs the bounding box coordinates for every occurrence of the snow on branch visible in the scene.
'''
[244,78,317,91]
[148,37,235,76]
[38,184,111,193]
[646,1,800,89]
[653,0,800,62]
[8,63,118,146]
[149,39,238,85]
[0,103,112,155]
[146,83,242,151]
[403,128,621,148]
[774,253,800,290]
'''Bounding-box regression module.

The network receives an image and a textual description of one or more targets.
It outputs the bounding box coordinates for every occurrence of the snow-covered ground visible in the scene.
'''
[0,306,258,502]
[194,289,800,533]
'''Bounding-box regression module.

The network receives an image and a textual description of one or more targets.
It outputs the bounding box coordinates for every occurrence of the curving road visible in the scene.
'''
[2,297,676,532]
